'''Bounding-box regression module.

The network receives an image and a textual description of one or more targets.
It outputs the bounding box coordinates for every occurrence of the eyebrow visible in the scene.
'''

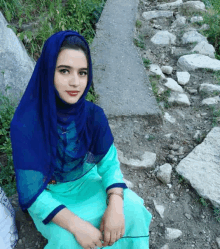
[57,65,88,70]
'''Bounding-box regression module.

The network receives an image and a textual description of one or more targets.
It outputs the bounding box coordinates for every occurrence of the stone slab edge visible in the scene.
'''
[90,0,162,125]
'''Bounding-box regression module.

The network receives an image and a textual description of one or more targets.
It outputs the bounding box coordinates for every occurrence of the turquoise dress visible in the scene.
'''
[27,122,152,248]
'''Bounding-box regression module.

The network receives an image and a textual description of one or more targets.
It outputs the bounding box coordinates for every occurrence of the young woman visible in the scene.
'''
[10,30,152,249]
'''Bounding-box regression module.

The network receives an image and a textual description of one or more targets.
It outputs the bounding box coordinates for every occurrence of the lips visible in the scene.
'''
[66,91,79,93]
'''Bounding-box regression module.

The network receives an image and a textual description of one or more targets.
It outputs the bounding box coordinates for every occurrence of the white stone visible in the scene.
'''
[158,86,165,95]
[157,0,183,10]
[182,31,207,44]
[142,11,173,21]
[118,150,156,169]
[199,83,220,93]
[164,112,176,123]
[180,1,206,14]
[199,24,210,31]
[177,54,220,71]
[176,127,220,208]
[192,41,215,58]
[216,237,220,248]
[193,130,202,140]
[153,200,165,218]
[191,16,203,23]
[168,93,191,106]
[165,228,182,240]
[0,12,35,105]
[123,178,134,189]
[201,96,220,106]
[151,31,176,45]
[161,66,173,74]
[177,72,190,85]
[161,244,169,249]
[149,64,166,79]
[157,163,172,184]
[172,15,186,27]
[164,78,184,92]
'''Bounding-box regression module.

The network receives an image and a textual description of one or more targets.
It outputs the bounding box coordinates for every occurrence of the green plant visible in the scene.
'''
[199,197,209,207]
[142,57,151,69]
[148,75,171,108]
[212,107,220,126]
[0,86,17,196]
[136,19,142,28]
[133,34,145,49]
[201,7,220,58]
[147,135,155,141]
[213,207,220,222]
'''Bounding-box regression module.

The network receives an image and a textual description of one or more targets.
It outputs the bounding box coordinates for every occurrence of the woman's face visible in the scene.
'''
[54,48,88,104]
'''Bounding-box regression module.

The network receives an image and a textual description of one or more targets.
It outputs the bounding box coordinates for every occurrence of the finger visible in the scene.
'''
[99,220,104,233]
[109,231,117,246]
[122,227,125,237]
[95,238,103,248]
[103,231,110,247]
[116,231,121,241]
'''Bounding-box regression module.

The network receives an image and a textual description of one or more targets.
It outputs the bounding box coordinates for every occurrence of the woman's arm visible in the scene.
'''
[97,143,128,194]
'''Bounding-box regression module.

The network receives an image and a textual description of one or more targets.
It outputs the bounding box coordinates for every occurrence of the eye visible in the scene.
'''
[59,69,69,74]
[80,71,87,76]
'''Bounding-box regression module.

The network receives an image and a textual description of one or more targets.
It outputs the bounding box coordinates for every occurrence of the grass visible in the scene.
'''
[149,75,171,109]
[0,0,106,196]
[142,57,151,69]
[201,0,220,58]
[133,34,145,49]
[135,19,142,29]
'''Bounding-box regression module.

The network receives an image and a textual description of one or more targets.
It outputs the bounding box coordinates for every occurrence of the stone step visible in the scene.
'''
[90,0,162,125]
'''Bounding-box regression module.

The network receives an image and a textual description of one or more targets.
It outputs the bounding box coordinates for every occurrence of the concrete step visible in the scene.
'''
[90,0,162,125]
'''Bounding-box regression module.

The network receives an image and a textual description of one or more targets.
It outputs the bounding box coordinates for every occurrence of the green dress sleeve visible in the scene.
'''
[96,143,128,192]
[27,188,66,225]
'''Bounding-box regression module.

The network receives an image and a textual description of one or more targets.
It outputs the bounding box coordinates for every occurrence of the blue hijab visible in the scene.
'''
[10,31,114,212]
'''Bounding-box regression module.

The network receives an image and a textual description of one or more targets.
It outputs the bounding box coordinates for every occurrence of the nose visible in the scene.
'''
[69,72,80,87]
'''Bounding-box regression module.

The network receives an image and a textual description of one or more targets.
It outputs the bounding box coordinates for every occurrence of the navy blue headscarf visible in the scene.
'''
[10,30,114,212]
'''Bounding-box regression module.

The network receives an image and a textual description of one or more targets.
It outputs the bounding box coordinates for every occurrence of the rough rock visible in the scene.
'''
[180,1,206,14]
[216,237,220,248]
[176,127,220,208]
[199,83,220,94]
[193,130,202,140]
[177,54,220,71]
[191,16,203,23]
[157,0,183,10]
[168,92,191,106]
[149,64,166,79]
[192,41,215,58]
[0,12,35,106]
[199,24,210,31]
[172,15,186,27]
[161,245,169,249]
[161,66,173,75]
[182,31,207,44]
[177,71,190,85]
[165,228,183,240]
[118,150,156,169]
[123,178,134,189]
[151,31,176,45]
[153,200,165,218]
[164,112,176,123]
[142,11,173,21]
[164,78,184,92]
[157,163,172,184]
[201,96,220,106]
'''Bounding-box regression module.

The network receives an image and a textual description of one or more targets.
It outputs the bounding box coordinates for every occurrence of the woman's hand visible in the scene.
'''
[100,195,125,247]
[70,215,103,249]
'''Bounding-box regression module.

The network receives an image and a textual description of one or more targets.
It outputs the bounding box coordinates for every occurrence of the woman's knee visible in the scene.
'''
[45,223,77,249]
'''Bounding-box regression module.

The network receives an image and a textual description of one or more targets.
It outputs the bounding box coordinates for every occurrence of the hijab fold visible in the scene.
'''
[10,31,114,212]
